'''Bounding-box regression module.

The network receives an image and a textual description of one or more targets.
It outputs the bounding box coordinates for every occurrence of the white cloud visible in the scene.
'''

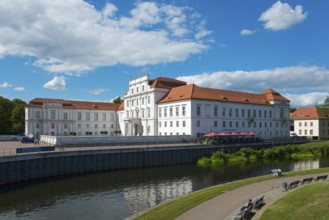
[0,1,210,75]
[88,88,109,95]
[259,1,307,31]
[177,66,329,107]
[14,87,25,91]
[43,76,66,90]
[0,82,12,88]
[284,92,329,107]
[240,29,256,36]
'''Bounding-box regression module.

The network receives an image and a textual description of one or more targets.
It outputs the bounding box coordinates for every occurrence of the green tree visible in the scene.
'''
[11,99,26,134]
[113,96,123,104]
[324,96,329,107]
[0,96,13,134]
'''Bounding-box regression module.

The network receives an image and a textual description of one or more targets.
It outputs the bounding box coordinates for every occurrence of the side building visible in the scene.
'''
[25,98,121,137]
[290,106,329,140]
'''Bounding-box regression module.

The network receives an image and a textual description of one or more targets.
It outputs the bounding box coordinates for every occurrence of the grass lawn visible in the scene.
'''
[260,181,329,220]
[132,167,329,220]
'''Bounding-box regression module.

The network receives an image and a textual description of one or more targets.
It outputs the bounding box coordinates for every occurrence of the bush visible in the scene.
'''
[197,141,329,168]
[197,157,212,167]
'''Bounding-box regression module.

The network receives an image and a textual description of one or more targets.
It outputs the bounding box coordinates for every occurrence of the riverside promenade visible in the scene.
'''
[175,172,329,220]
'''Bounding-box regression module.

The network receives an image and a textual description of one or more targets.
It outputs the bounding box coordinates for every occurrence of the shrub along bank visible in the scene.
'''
[197,141,329,167]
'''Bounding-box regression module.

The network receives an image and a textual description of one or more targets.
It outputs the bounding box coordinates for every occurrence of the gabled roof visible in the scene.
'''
[290,106,329,120]
[262,89,290,102]
[27,98,120,111]
[159,84,290,105]
[149,77,186,89]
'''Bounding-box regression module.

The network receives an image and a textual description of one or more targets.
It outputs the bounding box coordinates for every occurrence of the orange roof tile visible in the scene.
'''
[262,89,290,102]
[149,77,186,89]
[118,102,124,111]
[290,106,329,120]
[159,84,289,105]
[27,98,120,111]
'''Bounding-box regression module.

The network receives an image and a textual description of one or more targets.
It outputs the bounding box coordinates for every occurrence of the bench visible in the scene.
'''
[315,175,328,181]
[234,204,253,220]
[301,177,313,184]
[288,180,300,189]
[301,177,314,184]
[253,195,265,209]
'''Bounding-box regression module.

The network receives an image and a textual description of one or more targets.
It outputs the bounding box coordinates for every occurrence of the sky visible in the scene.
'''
[0,0,329,107]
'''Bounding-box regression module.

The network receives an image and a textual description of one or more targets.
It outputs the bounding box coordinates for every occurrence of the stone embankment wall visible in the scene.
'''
[0,140,308,185]
[0,144,218,185]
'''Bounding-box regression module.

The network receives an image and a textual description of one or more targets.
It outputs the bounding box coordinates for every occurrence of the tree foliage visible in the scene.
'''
[0,96,26,134]
[324,96,329,107]
[113,96,123,104]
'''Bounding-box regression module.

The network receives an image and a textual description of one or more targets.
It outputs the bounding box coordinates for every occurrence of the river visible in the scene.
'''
[0,158,328,220]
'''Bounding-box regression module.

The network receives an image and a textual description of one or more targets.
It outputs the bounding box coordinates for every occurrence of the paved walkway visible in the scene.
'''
[176,172,329,220]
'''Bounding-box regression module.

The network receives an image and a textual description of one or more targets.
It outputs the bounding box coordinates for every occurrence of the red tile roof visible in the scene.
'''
[27,98,120,111]
[158,84,290,105]
[290,106,329,120]
[149,77,186,89]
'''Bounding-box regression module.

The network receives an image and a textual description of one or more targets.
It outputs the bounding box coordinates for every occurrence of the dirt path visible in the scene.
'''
[175,172,329,220]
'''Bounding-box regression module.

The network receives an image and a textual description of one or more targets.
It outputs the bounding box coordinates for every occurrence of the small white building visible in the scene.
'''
[26,75,291,140]
[290,106,329,140]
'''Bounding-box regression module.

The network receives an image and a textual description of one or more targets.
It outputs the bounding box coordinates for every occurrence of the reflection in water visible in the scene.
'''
[292,160,320,171]
[0,158,329,220]
[123,178,192,211]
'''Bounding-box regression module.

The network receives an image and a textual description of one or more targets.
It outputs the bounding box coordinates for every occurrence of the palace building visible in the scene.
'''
[25,74,291,139]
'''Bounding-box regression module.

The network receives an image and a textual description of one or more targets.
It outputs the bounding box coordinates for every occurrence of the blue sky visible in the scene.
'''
[0,0,328,107]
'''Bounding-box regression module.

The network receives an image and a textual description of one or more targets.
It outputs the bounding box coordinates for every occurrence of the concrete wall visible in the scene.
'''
[40,135,192,146]
[0,144,217,185]
[0,140,308,186]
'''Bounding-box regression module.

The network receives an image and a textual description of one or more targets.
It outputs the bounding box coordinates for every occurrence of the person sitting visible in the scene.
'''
[240,199,253,211]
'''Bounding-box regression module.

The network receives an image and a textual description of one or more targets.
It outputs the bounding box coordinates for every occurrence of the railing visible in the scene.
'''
[0,140,201,158]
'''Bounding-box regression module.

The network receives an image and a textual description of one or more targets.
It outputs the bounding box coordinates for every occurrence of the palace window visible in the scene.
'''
[51,110,56,119]
[196,105,201,116]
[214,106,218,117]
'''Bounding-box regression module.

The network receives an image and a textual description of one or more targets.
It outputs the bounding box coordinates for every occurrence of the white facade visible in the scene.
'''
[26,75,291,140]
[157,99,290,139]
[292,118,329,140]
[25,101,119,137]
[290,106,329,140]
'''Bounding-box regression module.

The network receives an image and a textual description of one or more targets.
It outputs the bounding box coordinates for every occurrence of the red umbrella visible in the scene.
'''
[230,132,241,136]
[247,132,257,136]
[215,132,231,136]
[203,133,217,137]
